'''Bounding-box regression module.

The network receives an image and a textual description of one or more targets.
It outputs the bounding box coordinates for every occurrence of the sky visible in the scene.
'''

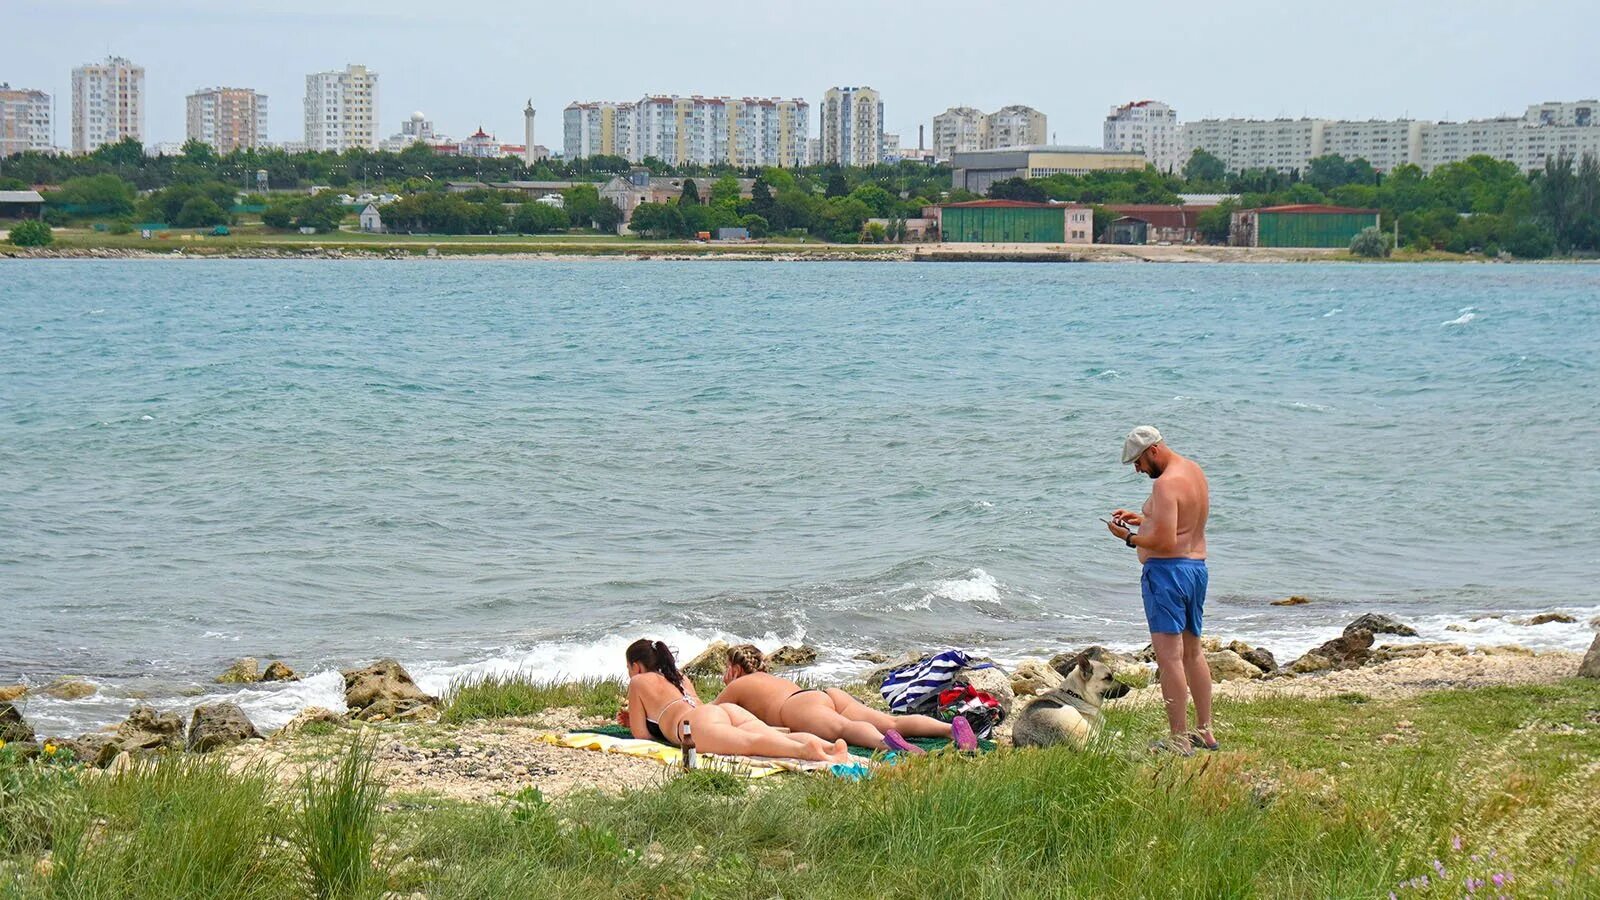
[7,0,1597,151]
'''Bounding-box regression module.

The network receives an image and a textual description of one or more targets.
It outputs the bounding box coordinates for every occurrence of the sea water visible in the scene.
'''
[3,259,1597,734]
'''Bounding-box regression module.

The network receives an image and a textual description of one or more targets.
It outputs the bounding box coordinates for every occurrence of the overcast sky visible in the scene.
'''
[8,0,1597,151]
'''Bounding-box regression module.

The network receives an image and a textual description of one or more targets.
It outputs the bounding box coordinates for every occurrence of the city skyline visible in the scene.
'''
[5,0,1596,153]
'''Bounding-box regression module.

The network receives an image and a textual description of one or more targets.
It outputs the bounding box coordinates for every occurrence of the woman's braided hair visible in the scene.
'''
[726,643,766,675]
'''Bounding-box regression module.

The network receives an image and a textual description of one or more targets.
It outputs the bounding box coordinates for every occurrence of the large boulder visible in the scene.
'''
[188,703,260,752]
[277,706,349,737]
[341,659,436,721]
[115,705,186,752]
[1226,640,1277,673]
[49,734,113,766]
[1287,629,1374,674]
[1371,642,1468,663]
[38,677,97,701]
[1048,646,1139,676]
[1010,659,1064,697]
[767,645,818,669]
[1580,634,1600,679]
[1205,649,1264,682]
[0,702,35,743]
[1271,595,1311,606]
[1344,614,1418,637]
[682,642,731,677]
[216,658,261,684]
[261,661,300,682]
[955,665,1014,718]
[1526,612,1575,626]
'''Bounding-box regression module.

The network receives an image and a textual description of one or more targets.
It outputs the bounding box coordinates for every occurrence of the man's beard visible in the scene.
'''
[1145,461,1165,479]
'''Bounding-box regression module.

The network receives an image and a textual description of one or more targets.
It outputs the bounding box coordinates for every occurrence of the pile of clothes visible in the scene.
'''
[880,650,1005,740]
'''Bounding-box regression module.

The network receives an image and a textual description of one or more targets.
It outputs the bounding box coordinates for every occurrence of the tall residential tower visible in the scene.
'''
[71,56,144,153]
[304,64,378,152]
[186,87,268,152]
[1104,100,1181,173]
[0,84,54,155]
[820,86,883,166]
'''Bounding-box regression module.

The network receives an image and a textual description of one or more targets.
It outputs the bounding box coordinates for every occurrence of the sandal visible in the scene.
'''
[1149,737,1195,757]
[883,730,926,755]
[1186,730,1220,751]
[951,715,979,752]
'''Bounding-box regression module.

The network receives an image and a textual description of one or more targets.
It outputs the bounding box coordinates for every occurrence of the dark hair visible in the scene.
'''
[625,638,684,691]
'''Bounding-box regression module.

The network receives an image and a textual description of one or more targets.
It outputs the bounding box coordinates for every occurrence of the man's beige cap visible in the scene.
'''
[1122,426,1163,464]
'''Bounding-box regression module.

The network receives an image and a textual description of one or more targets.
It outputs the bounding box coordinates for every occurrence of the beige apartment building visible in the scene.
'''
[186,87,268,152]
[562,96,807,167]
[0,84,54,155]
[820,86,883,166]
[932,104,1047,160]
[304,64,378,152]
[1104,100,1182,173]
[71,56,144,153]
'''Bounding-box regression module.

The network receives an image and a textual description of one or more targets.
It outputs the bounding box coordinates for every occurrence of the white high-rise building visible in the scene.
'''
[562,95,807,167]
[186,87,267,152]
[985,105,1047,150]
[820,86,883,167]
[932,106,984,160]
[0,84,54,155]
[303,64,378,152]
[71,56,144,154]
[1104,100,1181,173]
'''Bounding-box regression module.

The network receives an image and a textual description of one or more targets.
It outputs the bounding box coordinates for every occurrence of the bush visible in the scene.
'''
[174,196,228,228]
[298,736,383,899]
[1348,225,1392,258]
[7,219,53,247]
[108,219,134,235]
[1503,222,1554,258]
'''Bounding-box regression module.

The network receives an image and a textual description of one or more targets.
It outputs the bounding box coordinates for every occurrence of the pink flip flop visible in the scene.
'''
[951,715,979,752]
[883,730,925,755]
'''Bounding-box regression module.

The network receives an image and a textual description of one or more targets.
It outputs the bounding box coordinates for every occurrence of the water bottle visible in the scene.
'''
[680,720,697,770]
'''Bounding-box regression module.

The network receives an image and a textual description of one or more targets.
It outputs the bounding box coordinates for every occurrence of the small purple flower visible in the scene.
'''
[1420,874,1430,888]
[1492,873,1505,888]
[1433,859,1447,877]
[1389,893,1397,900]
[1452,835,1463,852]
[1471,854,1481,863]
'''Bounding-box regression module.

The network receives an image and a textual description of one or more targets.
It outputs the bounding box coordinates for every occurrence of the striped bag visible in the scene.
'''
[880,651,994,714]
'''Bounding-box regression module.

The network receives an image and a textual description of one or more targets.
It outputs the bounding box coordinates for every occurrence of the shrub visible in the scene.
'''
[1349,225,1392,258]
[298,735,383,899]
[442,673,624,723]
[108,219,134,235]
[7,219,53,247]
[1504,222,1554,258]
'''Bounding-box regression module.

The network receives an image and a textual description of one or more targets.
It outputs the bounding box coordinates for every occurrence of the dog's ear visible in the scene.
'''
[1076,652,1092,678]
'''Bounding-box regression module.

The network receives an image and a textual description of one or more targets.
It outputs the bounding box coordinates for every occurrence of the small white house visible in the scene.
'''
[359,203,385,233]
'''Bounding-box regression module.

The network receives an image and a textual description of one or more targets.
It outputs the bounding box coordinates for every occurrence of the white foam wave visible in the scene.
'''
[923,568,1001,605]
[1443,312,1477,326]
[1323,308,1342,317]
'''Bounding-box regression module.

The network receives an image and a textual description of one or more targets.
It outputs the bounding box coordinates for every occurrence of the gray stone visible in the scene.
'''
[260,661,299,682]
[1206,649,1264,682]
[1009,659,1064,696]
[1345,614,1418,637]
[1526,612,1575,626]
[1580,634,1600,679]
[1048,646,1138,676]
[955,665,1014,718]
[682,642,731,677]
[216,658,261,684]
[65,733,120,767]
[1288,629,1374,673]
[115,705,186,752]
[188,703,260,752]
[0,702,35,743]
[767,645,818,669]
[341,659,436,719]
[38,678,97,701]
[862,652,924,689]
[277,706,349,736]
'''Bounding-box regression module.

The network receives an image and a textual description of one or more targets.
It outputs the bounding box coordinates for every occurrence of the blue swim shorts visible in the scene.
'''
[1140,557,1208,636]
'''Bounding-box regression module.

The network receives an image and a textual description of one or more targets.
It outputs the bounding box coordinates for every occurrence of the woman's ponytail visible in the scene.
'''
[625,638,685,691]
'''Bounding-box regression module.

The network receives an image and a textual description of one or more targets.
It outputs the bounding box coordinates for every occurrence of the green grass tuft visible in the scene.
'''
[297,735,383,899]
[440,673,626,723]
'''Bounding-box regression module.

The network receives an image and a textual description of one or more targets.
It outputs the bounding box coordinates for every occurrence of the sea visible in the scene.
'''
[3,259,1598,736]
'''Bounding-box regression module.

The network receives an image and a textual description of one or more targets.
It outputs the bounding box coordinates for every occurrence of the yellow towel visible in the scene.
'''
[540,732,821,778]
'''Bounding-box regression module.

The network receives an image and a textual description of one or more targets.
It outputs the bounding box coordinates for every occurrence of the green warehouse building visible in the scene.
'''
[1229,204,1380,248]
[936,199,1095,244]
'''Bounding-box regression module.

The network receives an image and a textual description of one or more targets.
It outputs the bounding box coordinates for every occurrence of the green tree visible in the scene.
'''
[848,183,897,217]
[262,200,298,229]
[92,135,146,168]
[710,175,742,206]
[511,201,569,234]
[680,178,700,205]
[49,174,136,217]
[475,198,509,233]
[818,196,872,242]
[1503,221,1554,258]
[180,139,218,167]
[592,199,624,234]
[987,178,1046,202]
[628,202,683,238]
[563,184,602,228]
[739,214,769,238]
[1348,225,1392,257]
[174,196,228,227]
[1195,200,1237,244]
[1536,152,1577,250]
[296,192,347,232]
[825,171,849,198]
[1183,148,1227,183]
[7,219,53,246]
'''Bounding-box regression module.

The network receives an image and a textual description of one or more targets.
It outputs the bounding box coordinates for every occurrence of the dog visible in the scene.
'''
[1010,652,1131,749]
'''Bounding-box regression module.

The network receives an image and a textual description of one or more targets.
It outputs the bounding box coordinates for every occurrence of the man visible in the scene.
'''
[1105,426,1214,755]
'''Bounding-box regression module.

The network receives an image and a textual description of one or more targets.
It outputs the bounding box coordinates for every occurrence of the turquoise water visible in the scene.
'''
[3,260,1598,732]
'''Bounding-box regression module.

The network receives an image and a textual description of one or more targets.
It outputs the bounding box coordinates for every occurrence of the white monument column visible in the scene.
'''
[522,100,536,164]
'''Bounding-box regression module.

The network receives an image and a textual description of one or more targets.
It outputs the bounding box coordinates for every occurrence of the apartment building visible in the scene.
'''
[186,87,267,152]
[563,96,807,167]
[932,106,984,160]
[0,84,54,155]
[932,104,1048,161]
[819,86,883,167]
[1103,100,1181,173]
[304,64,378,152]
[71,56,144,153]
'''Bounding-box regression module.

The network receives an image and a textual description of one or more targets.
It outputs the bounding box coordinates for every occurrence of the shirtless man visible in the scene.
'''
[1105,426,1214,755]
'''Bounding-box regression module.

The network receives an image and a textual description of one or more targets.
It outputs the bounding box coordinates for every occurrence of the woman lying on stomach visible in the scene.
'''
[713,644,977,754]
[621,639,852,763]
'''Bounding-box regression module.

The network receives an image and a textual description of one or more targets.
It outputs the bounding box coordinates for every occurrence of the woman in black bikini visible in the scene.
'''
[713,644,977,753]
[620,640,852,763]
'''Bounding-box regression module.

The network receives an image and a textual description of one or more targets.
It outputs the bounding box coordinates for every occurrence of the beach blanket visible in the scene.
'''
[540,732,868,779]
[588,724,995,758]
[881,650,995,714]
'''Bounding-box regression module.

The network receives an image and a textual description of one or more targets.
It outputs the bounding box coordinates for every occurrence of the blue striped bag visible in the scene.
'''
[880,650,994,714]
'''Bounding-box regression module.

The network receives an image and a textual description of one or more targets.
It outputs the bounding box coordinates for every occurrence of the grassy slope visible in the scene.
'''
[3,678,1598,898]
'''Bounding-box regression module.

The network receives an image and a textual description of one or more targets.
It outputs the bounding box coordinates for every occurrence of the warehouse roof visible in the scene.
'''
[941,199,1088,209]
[1253,204,1379,214]
[0,190,44,203]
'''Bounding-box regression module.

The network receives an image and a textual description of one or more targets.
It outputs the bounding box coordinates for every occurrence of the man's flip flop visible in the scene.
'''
[1149,737,1195,757]
[1185,731,1220,751]
[883,730,925,755]
[951,715,979,752]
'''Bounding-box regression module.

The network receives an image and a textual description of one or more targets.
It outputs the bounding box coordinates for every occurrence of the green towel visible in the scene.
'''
[588,724,994,757]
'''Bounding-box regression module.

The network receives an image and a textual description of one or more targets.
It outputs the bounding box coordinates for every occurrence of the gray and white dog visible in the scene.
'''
[1011,653,1131,749]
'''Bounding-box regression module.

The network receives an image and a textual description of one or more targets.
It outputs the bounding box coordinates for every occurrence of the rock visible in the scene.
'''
[187,703,259,752]
[1445,624,1469,632]
[1239,647,1278,673]
[64,733,121,767]
[341,659,436,719]
[104,751,134,775]
[1048,646,1138,676]
[1590,616,1600,630]
[260,661,300,682]
[767,645,818,669]
[1271,595,1311,606]
[1344,614,1418,637]
[1477,645,1535,657]
[1369,643,1469,663]
[1009,659,1064,696]
[277,706,348,736]
[115,705,186,752]
[216,658,261,684]
[1580,634,1600,679]
[853,651,890,664]
[1525,612,1575,626]
[3,741,42,760]
[682,642,731,677]
[0,684,26,702]
[954,665,1014,717]
[1287,629,1374,673]
[1199,636,1222,653]
[38,677,97,701]
[1132,644,1157,663]
[355,698,441,723]
[1204,650,1264,682]
[1,703,36,743]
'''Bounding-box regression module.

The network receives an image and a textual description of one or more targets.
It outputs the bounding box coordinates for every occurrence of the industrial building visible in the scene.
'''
[935,199,1093,244]
[950,146,1147,194]
[1101,204,1210,244]
[1229,204,1379,248]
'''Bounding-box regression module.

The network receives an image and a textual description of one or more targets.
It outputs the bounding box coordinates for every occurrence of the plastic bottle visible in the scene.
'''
[680,720,697,770]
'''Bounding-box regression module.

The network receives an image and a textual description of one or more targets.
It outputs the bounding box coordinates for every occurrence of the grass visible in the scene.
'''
[440,672,725,724]
[2,678,1597,898]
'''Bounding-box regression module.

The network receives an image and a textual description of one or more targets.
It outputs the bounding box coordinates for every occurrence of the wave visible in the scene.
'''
[1443,312,1477,326]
